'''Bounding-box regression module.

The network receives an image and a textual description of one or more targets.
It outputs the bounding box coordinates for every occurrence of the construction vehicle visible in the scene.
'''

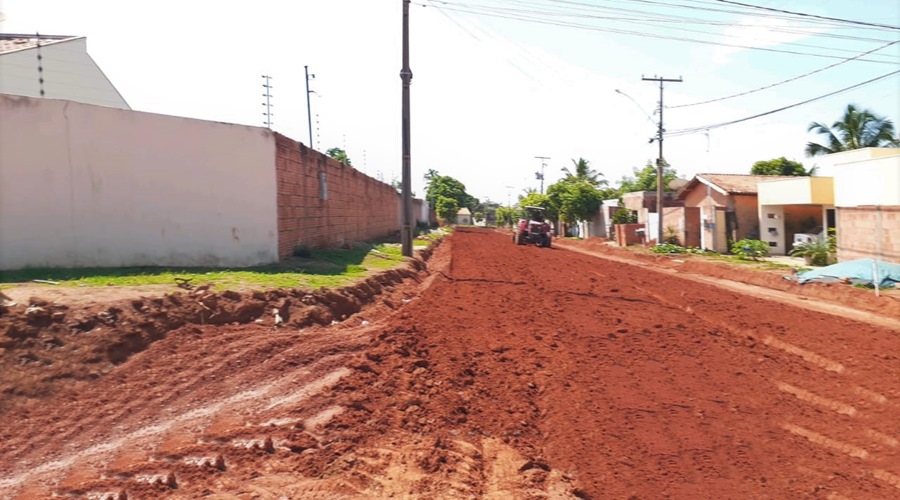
[513,206,552,248]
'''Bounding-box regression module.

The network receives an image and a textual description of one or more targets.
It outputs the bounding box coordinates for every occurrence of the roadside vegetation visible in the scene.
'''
[0,239,439,291]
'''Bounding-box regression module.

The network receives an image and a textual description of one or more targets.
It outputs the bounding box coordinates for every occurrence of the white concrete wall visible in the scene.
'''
[0,38,129,109]
[0,94,279,269]
[758,205,786,255]
[833,155,900,207]
[813,147,900,178]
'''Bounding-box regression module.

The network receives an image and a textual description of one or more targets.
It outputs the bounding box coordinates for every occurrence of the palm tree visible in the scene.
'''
[805,104,897,156]
[561,158,608,186]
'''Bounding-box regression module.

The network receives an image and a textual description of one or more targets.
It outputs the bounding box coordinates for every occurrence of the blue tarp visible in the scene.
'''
[796,258,900,288]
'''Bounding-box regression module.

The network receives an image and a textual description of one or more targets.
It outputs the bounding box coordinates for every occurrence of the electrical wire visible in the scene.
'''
[667,69,900,136]
[714,0,900,31]
[419,1,899,64]
[668,39,900,108]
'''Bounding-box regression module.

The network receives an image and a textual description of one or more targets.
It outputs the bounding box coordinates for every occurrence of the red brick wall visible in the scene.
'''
[275,134,400,258]
[837,206,900,262]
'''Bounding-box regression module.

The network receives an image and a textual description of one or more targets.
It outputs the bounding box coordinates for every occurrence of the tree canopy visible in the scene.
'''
[750,157,811,176]
[434,196,459,222]
[616,163,679,194]
[805,104,898,157]
[326,147,352,166]
[546,179,603,224]
[561,158,607,187]
[424,171,478,212]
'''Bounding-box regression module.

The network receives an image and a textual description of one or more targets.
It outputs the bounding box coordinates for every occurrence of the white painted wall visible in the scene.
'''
[833,155,900,207]
[0,94,279,269]
[812,148,900,178]
[758,205,786,255]
[0,37,129,109]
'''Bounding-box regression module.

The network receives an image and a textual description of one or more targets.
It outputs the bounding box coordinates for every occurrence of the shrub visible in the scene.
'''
[612,208,637,224]
[790,238,832,266]
[650,243,686,254]
[293,244,312,258]
[730,238,769,260]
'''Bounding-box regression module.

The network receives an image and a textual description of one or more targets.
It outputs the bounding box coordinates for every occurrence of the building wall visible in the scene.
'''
[0,38,130,109]
[0,94,278,270]
[837,206,900,263]
[833,155,900,207]
[758,176,834,206]
[659,206,700,247]
[733,194,761,241]
[275,134,400,258]
[813,147,900,178]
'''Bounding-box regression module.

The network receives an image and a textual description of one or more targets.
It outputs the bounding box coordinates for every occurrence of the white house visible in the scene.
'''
[0,33,129,109]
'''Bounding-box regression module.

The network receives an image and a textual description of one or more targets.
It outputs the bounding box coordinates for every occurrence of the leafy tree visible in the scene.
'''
[326,147,352,166]
[425,171,477,211]
[730,239,769,260]
[611,208,637,224]
[546,179,603,224]
[435,196,459,223]
[495,206,517,227]
[617,163,678,194]
[561,157,608,187]
[518,192,555,223]
[750,157,811,176]
[806,104,897,156]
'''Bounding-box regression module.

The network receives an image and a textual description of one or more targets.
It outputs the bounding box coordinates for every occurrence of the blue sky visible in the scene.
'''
[2,0,898,204]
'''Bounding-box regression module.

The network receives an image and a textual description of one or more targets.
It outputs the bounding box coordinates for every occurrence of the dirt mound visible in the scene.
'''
[0,244,436,414]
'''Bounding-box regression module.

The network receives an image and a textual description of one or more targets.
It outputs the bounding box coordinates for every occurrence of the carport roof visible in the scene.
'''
[677,174,795,199]
[0,34,81,55]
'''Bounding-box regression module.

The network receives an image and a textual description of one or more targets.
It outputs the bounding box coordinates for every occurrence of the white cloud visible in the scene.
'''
[713,16,825,64]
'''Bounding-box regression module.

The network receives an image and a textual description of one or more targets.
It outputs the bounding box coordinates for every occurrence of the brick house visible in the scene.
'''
[678,174,795,252]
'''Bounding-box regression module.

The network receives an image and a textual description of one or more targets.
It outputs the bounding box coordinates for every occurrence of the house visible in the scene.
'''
[456,207,472,225]
[757,148,899,261]
[620,191,698,246]
[678,174,795,252]
[0,33,129,109]
[757,177,834,255]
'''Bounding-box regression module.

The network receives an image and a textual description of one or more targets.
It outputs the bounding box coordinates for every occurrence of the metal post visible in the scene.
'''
[535,156,550,194]
[642,75,682,245]
[400,0,414,257]
[305,66,314,149]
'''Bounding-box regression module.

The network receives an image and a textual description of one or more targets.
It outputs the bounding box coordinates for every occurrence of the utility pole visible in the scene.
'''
[400,0,414,257]
[305,66,315,149]
[534,156,550,194]
[262,75,274,128]
[642,75,682,246]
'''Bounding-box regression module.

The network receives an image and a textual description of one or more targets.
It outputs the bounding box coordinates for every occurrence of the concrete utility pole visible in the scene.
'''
[305,66,315,149]
[262,75,274,128]
[642,75,682,246]
[535,156,550,194]
[400,0,414,257]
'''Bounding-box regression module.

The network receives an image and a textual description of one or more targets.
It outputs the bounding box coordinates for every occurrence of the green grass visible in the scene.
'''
[0,242,415,291]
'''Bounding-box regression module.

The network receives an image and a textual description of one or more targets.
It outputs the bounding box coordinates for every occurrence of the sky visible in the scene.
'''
[2,0,898,205]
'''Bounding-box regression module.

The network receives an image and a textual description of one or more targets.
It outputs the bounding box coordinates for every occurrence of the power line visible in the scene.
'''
[667,69,900,136]
[669,39,900,109]
[714,0,900,31]
[418,1,900,64]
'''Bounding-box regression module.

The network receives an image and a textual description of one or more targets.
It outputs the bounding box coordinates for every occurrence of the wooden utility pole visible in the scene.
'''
[400,0,414,257]
[642,75,682,246]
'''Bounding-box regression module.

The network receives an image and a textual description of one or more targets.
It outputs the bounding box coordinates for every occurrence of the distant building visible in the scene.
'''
[0,33,129,109]
[455,207,472,225]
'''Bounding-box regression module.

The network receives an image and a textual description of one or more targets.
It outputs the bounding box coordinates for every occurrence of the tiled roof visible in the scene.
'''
[0,34,80,55]
[679,173,797,198]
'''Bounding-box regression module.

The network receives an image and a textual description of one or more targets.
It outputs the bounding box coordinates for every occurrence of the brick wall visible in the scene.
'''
[275,134,400,258]
[660,206,700,247]
[732,195,760,241]
[837,206,900,263]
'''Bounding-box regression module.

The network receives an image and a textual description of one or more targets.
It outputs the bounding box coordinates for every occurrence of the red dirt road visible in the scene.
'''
[2,228,899,499]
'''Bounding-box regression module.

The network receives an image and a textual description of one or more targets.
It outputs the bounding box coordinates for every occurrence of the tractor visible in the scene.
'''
[513,206,552,248]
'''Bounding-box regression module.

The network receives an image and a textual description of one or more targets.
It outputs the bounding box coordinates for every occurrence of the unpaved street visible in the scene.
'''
[2,228,899,499]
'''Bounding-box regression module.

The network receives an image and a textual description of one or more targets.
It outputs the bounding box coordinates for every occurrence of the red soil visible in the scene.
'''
[1,228,898,499]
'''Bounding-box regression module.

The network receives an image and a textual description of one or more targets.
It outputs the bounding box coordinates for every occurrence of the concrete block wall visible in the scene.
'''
[275,134,400,258]
[837,206,900,263]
